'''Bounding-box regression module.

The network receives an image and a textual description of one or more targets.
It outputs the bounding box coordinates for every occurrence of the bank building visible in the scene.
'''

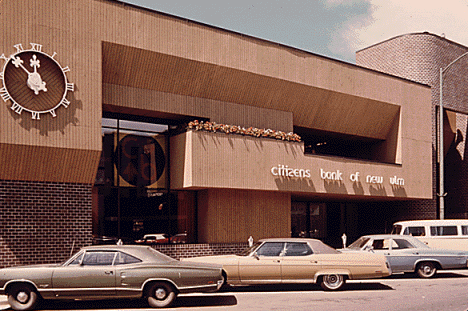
[4,0,458,267]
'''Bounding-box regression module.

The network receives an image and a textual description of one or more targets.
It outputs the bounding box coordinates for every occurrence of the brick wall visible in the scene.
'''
[0,180,93,268]
[357,32,468,219]
[0,177,247,267]
[153,243,249,260]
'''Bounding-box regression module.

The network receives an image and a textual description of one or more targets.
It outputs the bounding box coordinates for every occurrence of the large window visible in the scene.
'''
[295,127,389,163]
[94,113,196,243]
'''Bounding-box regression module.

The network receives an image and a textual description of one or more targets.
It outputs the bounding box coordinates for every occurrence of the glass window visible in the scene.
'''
[115,252,141,265]
[96,113,192,243]
[284,243,313,256]
[403,226,426,236]
[238,242,263,256]
[347,237,371,250]
[256,242,285,257]
[82,251,116,266]
[393,239,415,249]
[462,226,468,235]
[68,253,84,265]
[430,226,458,236]
[372,239,395,250]
[391,225,402,234]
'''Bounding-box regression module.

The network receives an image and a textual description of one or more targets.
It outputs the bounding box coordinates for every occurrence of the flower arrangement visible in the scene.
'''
[187,120,301,142]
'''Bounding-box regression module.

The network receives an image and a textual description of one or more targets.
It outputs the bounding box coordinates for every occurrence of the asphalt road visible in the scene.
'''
[3,270,468,311]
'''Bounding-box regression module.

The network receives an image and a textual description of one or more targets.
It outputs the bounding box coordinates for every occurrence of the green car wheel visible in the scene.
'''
[147,282,177,308]
[7,284,39,311]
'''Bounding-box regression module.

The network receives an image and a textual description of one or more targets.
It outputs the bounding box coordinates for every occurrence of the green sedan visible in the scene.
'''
[0,245,223,310]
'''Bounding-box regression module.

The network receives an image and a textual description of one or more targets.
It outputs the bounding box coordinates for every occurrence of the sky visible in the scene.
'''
[119,0,468,64]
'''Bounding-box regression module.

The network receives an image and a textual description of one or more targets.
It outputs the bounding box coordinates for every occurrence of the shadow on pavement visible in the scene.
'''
[35,295,237,310]
[220,282,393,293]
[386,271,468,279]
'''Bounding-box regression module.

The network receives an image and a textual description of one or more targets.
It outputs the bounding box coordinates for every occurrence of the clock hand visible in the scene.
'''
[11,55,47,95]
[26,55,47,95]
[12,56,31,75]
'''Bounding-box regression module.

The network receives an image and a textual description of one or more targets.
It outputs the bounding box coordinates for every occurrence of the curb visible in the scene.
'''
[0,295,8,310]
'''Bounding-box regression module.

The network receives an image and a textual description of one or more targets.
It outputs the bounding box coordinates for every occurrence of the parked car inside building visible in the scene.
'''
[341,234,468,278]
[135,234,171,244]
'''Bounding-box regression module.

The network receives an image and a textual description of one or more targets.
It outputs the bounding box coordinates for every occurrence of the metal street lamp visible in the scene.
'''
[438,51,468,219]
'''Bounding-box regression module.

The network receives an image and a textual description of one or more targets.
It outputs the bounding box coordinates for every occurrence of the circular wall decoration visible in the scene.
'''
[0,43,74,119]
[114,134,166,187]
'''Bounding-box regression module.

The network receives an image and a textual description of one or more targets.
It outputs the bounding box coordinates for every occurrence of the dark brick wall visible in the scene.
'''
[0,178,247,266]
[0,180,93,268]
[153,243,249,260]
[357,32,468,219]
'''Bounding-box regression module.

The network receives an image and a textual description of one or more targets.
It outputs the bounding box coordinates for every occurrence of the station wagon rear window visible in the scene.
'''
[430,226,458,236]
[463,226,468,235]
[402,226,426,236]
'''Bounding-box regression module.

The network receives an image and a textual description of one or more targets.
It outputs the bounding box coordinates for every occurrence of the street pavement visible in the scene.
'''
[1,271,468,310]
[0,296,7,310]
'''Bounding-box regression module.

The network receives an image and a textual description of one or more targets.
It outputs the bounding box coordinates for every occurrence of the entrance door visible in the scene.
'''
[291,202,326,239]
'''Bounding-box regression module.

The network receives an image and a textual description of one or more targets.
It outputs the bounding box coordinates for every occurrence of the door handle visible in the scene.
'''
[105,271,113,275]
[311,260,318,264]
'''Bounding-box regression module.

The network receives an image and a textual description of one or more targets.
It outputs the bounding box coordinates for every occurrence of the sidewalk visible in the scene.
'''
[0,295,8,310]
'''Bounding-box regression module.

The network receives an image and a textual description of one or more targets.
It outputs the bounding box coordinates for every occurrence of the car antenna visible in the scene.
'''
[70,240,75,257]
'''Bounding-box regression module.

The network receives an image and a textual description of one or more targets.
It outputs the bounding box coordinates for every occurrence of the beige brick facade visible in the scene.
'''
[357,32,468,219]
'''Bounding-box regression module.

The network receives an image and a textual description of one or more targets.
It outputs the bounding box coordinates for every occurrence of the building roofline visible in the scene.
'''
[357,31,468,54]
[107,0,430,89]
[107,0,353,64]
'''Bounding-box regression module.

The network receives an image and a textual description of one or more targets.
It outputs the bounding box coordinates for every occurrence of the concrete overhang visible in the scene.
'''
[102,42,400,140]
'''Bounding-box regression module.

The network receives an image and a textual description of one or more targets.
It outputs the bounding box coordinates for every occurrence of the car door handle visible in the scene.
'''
[105,271,113,275]
[384,253,390,256]
[311,260,318,264]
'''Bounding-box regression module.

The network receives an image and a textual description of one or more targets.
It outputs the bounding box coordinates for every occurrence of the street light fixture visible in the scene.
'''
[438,51,468,219]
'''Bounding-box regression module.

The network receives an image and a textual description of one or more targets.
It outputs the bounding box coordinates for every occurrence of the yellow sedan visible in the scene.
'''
[182,238,391,291]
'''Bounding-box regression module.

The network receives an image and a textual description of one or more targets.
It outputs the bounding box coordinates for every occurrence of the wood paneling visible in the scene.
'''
[0,143,100,183]
[103,83,294,132]
[0,0,431,188]
[171,130,432,200]
[198,189,291,243]
[102,43,400,140]
[0,0,102,183]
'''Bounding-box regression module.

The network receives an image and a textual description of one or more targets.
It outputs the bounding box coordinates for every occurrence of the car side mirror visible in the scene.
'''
[364,245,374,253]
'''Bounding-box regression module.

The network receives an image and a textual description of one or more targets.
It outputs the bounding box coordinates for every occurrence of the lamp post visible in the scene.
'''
[438,51,468,219]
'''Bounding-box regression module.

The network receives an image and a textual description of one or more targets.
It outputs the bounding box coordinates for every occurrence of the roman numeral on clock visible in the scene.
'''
[0,87,11,102]
[30,43,42,52]
[11,102,23,114]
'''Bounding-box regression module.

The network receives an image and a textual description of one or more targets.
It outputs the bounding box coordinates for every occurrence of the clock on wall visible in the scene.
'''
[0,43,74,120]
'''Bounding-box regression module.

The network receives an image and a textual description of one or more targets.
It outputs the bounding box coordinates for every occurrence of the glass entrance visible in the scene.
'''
[93,114,196,243]
[291,202,326,239]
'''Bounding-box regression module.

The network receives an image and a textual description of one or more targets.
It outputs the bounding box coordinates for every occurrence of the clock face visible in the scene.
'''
[0,43,74,119]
